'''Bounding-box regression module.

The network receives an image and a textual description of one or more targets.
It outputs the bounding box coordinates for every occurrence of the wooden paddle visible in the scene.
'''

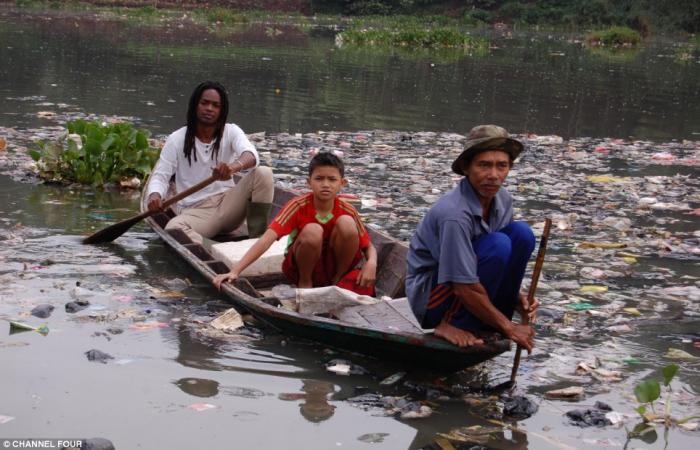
[510,217,552,384]
[82,174,218,244]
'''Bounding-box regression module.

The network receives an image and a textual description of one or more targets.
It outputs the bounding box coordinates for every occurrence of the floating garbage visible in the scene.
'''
[30,304,54,318]
[357,433,390,444]
[379,371,406,386]
[544,386,584,400]
[84,349,114,364]
[9,321,49,336]
[187,403,217,412]
[209,308,244,332]
[502,395,539,419]
[325,358,369,376]
[664,348,699,360]
[0,414,14,424]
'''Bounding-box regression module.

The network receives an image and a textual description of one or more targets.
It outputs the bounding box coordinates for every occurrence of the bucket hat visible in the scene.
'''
[451,125,524,175]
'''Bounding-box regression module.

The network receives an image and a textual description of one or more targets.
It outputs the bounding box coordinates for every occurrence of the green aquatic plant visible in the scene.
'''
[587,26,641,47]
[28,120,160,188]
[194,7,250,26]
[627,364,699,446]
[337,26,487,50]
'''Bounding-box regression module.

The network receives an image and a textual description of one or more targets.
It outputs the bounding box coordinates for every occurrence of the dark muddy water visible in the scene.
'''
[0,7,698,450]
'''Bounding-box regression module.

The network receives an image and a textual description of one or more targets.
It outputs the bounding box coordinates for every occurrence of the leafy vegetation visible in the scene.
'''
[587,26,641,47]
[338,26,487,49]
[29,120,160,188]
[626,364,698,446]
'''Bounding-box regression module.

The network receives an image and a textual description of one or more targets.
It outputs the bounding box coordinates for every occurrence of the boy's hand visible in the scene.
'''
[356,260,376,288]
[213,271,239,291]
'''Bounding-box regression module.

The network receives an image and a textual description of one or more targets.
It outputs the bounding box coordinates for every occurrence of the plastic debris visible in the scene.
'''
[9,321,49,336]
[129,321,169,331]
[325,359,368,376]
[545,386,584,400]
[502,395,539,419]
[187,403,217,412]
[0,415,14,424]
[664,348,699,360]
[380,371,406,386]
[30,304,54,318]
[209,308,244,332]
[565,407,612,427]
[357,433,390,444]
[84,349,114,364]
[65,300,89,313]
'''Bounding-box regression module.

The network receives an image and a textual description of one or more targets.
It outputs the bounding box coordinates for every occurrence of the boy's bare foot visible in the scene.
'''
[434,322,484,347]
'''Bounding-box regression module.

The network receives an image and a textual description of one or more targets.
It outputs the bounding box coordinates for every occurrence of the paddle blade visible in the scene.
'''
[82,213,146,244]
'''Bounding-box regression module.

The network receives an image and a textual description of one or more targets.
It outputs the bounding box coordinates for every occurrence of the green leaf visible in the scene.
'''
[635,405,646,416]
[634,380,660,404]
[662,364,679,386]
[28,149,42,161]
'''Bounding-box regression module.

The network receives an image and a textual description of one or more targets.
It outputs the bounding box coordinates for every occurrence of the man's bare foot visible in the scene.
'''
[297,280,313,289]
[434,322,484,347]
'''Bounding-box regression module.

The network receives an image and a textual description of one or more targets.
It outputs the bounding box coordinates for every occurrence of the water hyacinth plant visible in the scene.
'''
[337,26,487,50]
[587,26,642,47]
[627,364,699,445]
[29,120,160,188]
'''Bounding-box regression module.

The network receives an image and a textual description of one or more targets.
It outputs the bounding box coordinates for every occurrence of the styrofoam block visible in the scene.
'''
[211,238,287,276]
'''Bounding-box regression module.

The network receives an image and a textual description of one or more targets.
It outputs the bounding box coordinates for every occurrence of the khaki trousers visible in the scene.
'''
[165,166,274,244]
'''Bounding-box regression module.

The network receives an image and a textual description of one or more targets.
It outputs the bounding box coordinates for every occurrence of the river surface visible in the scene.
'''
[0,7,698,450]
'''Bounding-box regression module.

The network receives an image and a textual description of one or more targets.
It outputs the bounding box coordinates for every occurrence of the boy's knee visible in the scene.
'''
[297,223,323,245]
[333,215,359,237]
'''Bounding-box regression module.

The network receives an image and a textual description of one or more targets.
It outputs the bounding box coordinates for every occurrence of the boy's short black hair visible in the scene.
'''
[308,152,345,177]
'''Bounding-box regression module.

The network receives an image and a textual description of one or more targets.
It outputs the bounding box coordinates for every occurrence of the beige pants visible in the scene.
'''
[165,166,274,244]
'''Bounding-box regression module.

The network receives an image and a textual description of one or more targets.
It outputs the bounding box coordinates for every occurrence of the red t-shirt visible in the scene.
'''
[269,193,371,252]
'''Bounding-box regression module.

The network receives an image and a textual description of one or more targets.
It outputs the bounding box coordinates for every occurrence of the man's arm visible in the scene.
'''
[146,135,179,212]
[212,151,258,180]
[452,282,535,352]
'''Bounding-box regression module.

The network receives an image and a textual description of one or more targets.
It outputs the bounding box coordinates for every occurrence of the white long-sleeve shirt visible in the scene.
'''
[146,123,259,209]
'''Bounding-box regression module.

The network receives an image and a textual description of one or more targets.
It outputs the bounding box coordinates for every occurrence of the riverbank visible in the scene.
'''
[3,0,699,37]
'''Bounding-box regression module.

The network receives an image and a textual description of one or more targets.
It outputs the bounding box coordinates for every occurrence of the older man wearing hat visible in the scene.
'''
[406,125,537,350]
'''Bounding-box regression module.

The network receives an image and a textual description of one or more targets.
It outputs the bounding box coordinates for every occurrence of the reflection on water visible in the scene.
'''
[0,10,698,141]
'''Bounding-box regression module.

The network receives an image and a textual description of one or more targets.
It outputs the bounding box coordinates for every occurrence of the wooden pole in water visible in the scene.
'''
[510,218,552,384]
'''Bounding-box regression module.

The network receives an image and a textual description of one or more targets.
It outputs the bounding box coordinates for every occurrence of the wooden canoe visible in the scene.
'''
[141,181,511,372]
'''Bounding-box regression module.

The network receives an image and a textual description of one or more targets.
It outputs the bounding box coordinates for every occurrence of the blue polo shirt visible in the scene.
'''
[406,178,514,325]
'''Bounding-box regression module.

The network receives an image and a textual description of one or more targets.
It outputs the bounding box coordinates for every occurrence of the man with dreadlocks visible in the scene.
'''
[146,81,274,244]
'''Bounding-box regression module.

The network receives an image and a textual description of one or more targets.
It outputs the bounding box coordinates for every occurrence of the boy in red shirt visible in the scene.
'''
[213,152,377,295]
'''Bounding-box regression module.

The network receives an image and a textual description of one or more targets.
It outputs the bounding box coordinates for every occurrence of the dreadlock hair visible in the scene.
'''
[183,81,229,165]
[308,152,345,178]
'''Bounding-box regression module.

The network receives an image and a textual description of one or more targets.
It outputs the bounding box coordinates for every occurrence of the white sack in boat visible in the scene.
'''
[293,286,379,315]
